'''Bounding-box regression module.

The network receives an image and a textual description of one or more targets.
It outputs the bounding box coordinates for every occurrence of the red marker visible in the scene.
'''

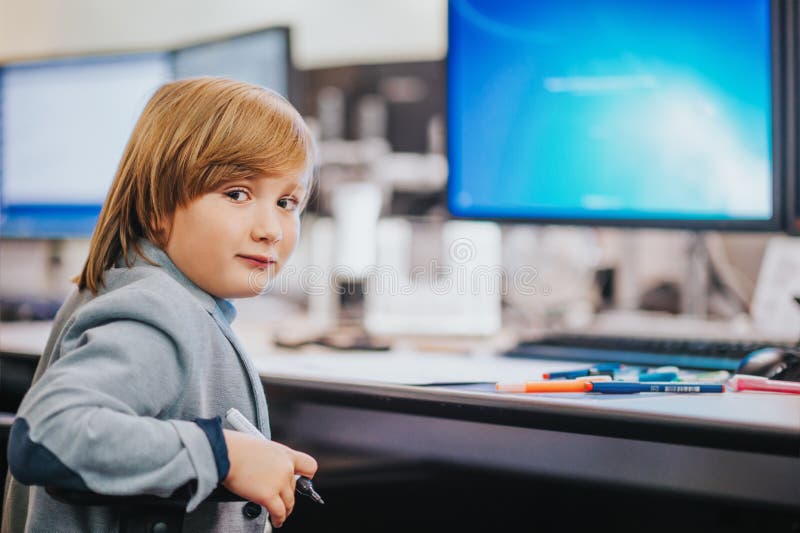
[727,375,800,395]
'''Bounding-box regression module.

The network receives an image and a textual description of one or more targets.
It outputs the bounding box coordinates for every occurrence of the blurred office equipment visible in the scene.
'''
[290,59,459,343]
[501,224,601,329]
[299,61,444,153]
[300,60,448,222]
[750,237,800,337]
[331,182,383,279]
[287,214,504,346]
[365,219,503,337]
[330,180,383,329]
[447,0,798,367]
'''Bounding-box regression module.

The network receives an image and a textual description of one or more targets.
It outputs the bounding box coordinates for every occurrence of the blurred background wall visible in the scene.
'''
[0,0,447,68]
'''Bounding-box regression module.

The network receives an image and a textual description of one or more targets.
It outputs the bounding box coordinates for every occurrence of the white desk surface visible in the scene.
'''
[222,321,800,437]
[3,319,799,436]
[248,350,800,434]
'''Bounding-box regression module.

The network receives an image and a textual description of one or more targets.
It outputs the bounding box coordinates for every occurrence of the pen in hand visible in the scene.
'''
[225,408,325,504]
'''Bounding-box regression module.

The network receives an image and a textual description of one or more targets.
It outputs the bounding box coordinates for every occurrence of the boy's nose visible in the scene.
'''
[251,210,282,243]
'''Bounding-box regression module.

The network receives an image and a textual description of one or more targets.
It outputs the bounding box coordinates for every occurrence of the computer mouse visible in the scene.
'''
[737,347,800,382]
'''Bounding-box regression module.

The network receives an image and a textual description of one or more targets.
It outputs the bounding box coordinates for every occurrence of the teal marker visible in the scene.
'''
[638,371,678,382]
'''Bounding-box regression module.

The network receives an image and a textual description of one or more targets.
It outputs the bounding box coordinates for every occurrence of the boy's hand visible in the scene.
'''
[221,429,318,528]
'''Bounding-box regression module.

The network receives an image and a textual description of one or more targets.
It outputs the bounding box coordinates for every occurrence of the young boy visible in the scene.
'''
[3,77,318,532]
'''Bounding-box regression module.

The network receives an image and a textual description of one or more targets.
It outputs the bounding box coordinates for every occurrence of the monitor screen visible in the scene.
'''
[447,0,780,229]
[0,53,172,238]
[173,28,290,97]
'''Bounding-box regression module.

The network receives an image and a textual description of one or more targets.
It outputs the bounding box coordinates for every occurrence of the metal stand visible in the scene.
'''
[682,232,710,317]
[614,230,641,311]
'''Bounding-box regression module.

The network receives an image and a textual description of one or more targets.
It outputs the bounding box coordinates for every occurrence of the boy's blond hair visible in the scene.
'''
[76,77,316,294]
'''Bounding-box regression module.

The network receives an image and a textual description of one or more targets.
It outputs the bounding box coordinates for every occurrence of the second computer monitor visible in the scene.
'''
[173,27,291,98]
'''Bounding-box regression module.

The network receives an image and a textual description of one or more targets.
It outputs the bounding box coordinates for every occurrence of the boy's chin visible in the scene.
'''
[224,285,269,299]
[226,268,275,298]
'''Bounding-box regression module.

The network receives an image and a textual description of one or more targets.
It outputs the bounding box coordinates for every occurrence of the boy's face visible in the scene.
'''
[163,171,307,299]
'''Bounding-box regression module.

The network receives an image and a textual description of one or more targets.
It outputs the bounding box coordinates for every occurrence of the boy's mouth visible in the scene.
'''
[237,254,276,268]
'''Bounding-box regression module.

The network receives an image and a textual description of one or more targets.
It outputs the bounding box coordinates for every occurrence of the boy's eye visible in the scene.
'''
[225,189,250,202]
[278,197,299,211]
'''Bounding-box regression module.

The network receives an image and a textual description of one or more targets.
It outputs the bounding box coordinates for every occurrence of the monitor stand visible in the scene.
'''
[600,230,714,336]
[311,279,391,351]
[682,232,710,317]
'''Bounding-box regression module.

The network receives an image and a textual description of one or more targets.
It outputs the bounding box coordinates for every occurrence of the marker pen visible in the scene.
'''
[614,369,676,382]
[727,375,800,394]
[587,382,725,394]
[543,363,623,380]
[637,371,678,382]
[226,408,325,504]
[496,375,610,392]
[496,380,590,393]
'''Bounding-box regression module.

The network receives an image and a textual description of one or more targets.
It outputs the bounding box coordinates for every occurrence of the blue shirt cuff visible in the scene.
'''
[193,416,230,483]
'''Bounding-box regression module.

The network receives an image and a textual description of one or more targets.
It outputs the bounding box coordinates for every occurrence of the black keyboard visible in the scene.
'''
[503,334,797,371]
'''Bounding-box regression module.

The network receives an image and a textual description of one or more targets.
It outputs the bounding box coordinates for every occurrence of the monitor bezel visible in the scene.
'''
[446,0,788,232]
[784,0,799,235]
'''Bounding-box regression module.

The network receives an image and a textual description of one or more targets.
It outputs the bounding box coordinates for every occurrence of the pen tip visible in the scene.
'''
[495,382,525,393]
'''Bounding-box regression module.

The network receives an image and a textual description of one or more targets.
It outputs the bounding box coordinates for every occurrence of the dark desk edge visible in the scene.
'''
[0,350,41,361]
[261,375,800,458]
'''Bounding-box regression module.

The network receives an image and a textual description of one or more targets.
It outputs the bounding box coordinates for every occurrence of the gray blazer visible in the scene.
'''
[2,240,271,533]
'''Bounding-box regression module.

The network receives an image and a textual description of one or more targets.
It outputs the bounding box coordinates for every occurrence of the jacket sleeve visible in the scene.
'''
[7,291,229,512]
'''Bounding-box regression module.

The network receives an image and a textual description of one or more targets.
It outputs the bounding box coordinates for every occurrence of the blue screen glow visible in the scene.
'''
[447,0,774,224]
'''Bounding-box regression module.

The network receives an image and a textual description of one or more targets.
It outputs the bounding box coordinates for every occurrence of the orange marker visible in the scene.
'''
[496,380,591,393]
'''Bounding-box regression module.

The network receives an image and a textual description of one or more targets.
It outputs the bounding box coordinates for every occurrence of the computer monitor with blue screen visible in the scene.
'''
[173,28,291,98]
[447,0,785,230]
[0,27,291,239]
[0,53,172,238]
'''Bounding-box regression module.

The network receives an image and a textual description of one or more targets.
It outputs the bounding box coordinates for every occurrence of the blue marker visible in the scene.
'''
[588,382,724,394]
[544,363,622,380]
